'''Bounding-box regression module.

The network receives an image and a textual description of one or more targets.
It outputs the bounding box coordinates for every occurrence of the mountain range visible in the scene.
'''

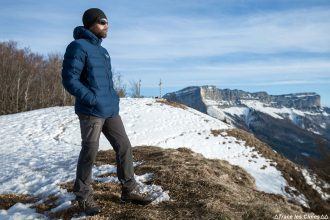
[163,85,330,165]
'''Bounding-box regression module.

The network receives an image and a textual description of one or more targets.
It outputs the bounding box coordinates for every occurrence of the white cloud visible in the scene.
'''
[1,2,329,101]
[114,58,330,89]
[107,7,330,60]
[103,5,330,94]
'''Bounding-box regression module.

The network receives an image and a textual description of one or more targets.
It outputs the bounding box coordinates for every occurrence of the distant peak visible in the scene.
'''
[164,86,321,110]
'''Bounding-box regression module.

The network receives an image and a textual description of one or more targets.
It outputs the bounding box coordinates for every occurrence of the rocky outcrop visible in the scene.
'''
[199,85,320,110]
[163,86,207,113]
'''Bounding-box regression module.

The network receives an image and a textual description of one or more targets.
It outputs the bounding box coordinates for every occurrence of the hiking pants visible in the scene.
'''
[73,114,137,200]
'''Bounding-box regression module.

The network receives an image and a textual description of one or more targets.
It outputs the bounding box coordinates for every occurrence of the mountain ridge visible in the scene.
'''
[163,86,330,165]
[165,85,322,110]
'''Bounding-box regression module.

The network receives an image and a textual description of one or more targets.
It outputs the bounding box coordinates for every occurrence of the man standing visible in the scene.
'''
[62,8,153,216]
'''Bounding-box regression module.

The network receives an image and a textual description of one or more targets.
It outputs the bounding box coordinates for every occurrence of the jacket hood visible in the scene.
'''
[73,26,102,45]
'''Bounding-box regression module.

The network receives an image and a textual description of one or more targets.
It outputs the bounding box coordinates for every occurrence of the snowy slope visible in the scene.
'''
[0,98,309,219]
[203,98,329,135]
[204,98,328,122]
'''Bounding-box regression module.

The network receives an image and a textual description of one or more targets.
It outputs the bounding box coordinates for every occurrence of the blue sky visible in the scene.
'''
[1,0,330,106]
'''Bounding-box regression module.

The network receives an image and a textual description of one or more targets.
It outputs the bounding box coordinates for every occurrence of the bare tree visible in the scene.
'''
[129,80,141,98]
[0,41,134,115]
[112,70,127,98]
[0,41,74,115]
[24,74,32,111]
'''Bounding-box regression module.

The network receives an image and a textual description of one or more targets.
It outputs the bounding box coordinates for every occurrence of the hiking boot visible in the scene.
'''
[120,184,155,205]
[77,195,102,216]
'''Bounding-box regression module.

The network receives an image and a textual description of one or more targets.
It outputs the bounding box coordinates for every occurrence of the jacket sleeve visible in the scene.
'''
[61,41,96,106]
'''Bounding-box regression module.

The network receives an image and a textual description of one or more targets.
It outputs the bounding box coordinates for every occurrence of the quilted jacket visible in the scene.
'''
[62,26,119,118]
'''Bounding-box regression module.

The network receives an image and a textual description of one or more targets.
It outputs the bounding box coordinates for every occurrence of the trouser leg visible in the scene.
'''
[102,115,137,192]
[73,114,104,200]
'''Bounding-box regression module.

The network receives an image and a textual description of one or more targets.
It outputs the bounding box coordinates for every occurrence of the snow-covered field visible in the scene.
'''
[0,98,309,219]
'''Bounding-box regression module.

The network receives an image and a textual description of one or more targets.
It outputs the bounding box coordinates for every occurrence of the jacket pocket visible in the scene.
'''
[82,90,97,107]
[89,94,98,114]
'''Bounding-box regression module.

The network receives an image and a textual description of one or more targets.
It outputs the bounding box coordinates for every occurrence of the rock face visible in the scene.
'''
[199,85,321,109]
[163,86,207,113]
[163,85,330,165]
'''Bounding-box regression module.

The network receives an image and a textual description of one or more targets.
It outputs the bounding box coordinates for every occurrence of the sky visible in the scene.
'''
[1,0,330,106]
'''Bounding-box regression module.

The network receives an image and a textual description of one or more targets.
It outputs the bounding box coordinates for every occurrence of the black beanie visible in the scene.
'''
[82,8,107,28]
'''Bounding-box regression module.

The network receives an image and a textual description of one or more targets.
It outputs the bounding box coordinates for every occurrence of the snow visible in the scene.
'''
[320,123,327,129]
[0,102,169,219]
[206,105,227,121]
[203,98,233,107]
[92,163,170,204]
[204,98,327,134]
[307,128,321,135]
[171,87,198,96]
[240,100,324,119]
[322,111,329,117]
[0,203,45,220]
[301,169,330,201]
[0,98,310,218]
[301,152,310,157]
[286,186,310,208]
[283,93,317,98]
[222,107,250,117]
[203,99,254,127]
[203,99,219,106]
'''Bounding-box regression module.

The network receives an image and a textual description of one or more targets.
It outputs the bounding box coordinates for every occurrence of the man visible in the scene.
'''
[62,8,153,216]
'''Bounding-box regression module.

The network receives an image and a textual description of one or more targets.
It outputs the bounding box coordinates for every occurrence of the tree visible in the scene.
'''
[0,41,74,115]
[112,70,127,97]
[0,40,130,114]
[129,80,141,98]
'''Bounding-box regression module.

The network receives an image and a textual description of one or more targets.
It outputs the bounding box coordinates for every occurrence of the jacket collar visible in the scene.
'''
[73,26,102,45]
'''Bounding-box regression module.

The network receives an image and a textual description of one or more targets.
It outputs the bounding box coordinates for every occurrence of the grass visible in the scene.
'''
[155,99,187,110]
[0,194,36,210]
[210,128,330,215]
[1,146,312,219]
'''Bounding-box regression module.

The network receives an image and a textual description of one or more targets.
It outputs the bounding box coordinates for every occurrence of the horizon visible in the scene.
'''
[1,0,329,107]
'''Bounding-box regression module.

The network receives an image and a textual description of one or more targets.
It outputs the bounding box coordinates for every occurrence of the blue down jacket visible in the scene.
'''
[62,26,119,118]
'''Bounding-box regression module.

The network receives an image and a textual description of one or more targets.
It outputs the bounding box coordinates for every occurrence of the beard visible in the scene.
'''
[96,29,107,39]
[90,25,108,39]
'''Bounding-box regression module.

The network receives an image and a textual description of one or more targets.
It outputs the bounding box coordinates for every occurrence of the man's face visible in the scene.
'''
[89,18,108,39]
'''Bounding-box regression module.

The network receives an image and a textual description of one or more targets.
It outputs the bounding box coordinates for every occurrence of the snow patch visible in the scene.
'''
[301,169,330,200]
[0,203,46,220]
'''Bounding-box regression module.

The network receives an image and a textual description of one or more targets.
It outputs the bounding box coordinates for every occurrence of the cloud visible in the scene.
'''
[104,5,330,93]
[1,1,329,98]
[107,6,330,61]
[228,79,330,87]
[114,57,330,89]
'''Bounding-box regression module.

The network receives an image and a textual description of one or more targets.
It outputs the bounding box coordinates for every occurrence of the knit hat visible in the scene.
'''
[82,8,107,28]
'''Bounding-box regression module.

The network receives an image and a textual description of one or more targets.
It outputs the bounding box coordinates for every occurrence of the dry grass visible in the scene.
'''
[210,128,330,215]
[155,99,187,110]
[54,146,307,219]
[1,146,313,219]
[0,194,36,209]
[34,195,59,213]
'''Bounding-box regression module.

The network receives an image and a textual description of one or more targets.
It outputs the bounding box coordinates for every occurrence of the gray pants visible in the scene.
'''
[73,114,137,200]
